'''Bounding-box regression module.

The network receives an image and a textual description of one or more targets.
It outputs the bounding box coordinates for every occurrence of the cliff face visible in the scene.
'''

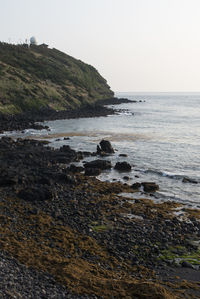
[0,43,114,114]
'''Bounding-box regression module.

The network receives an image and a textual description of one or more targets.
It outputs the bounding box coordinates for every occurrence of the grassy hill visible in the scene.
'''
[0,42,114,114]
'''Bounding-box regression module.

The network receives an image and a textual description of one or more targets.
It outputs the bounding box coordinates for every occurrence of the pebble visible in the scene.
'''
[0,252,100,299]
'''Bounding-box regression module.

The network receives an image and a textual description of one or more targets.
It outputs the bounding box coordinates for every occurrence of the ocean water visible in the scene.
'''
[2,93,200,206]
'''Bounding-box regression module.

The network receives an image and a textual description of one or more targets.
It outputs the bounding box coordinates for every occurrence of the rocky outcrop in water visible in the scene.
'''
[141,182,159,192]
[114,161,132,171]
[84,160,112,176]
[96,139,115,155]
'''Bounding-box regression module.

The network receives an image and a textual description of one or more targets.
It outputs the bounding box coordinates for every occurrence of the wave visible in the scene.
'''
[116,110,134,116]
[143,169,199,184]
[154,190,200,207]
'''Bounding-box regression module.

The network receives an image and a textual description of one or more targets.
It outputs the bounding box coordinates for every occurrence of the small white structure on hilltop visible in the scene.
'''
[30,36,37,45]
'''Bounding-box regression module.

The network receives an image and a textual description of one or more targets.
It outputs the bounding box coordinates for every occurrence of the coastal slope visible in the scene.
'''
[0,42,114,115]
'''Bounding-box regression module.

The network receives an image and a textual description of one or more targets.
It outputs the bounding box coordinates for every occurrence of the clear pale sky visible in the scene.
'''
[1,0,200,92]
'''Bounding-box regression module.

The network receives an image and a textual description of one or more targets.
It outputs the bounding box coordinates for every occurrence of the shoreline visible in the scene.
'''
[0,97,134,133]
[0,137,200,298]
[0,104,115,133]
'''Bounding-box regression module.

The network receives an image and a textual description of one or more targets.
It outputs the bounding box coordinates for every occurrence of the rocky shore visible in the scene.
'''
[0,97,139,134]
[1,136,200,298]
[98,97,136,105]
[0,104,115,133]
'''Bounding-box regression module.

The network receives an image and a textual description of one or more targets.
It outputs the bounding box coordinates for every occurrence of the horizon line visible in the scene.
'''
[114,91,200,94]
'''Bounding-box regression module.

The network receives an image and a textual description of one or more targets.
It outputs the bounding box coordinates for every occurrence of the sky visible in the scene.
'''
[1,0,200,92]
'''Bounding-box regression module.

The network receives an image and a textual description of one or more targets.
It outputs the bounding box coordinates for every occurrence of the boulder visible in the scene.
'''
[18,186,53,202]
[56,173,76,184]
[96,148,108,157]
[53,147,80,163]
[182,177,198,184]
[60,145,76,155]
[53,156,70,164]
[114,161,131,172]
[82,151,92,157]
[96,145,102,155]
[99,140,114,154]
[37,177,52,185]
[181,261,194,269]
[85,168,101,176]
[0,169,19,186]
[131,182,141,190]
[84,159,112,170]
[142,182,159,192]
[0,176,18,186]
[67,164,84,173]
[119,154,128,157]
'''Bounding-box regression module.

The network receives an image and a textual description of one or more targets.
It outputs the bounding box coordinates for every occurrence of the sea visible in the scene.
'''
[2,92,200,207]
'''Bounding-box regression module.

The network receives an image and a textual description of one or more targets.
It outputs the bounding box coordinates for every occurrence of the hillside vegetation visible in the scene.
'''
[0,42,114,114]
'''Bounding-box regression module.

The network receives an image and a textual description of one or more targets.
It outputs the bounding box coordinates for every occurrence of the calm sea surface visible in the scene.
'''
[3,93,200,206]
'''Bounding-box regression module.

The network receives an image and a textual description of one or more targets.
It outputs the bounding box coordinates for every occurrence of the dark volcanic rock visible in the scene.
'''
[67,164,84,173]
[142,182,159,192]
[98,140,114,154]
[114,162,131,172]
[84,159,112,170]
[55,173,76,185]
[131,182,142,190]
[182,177,198,184]
[181,261,194,269]
[99,97,136,105]
[1,136,200,298]
[85,168,102,176]
[0,171,18,186]
[18,186,53,202]
[0,104,116,133]
[60,145,76,154]
[119,154,128,157]
[96,145,102,155]
[49,145,83,163]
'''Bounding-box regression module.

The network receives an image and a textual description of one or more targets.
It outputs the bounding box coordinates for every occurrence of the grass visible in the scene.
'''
[158,245,200,266]
[0,42,114,114]
[91,224,109,233]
